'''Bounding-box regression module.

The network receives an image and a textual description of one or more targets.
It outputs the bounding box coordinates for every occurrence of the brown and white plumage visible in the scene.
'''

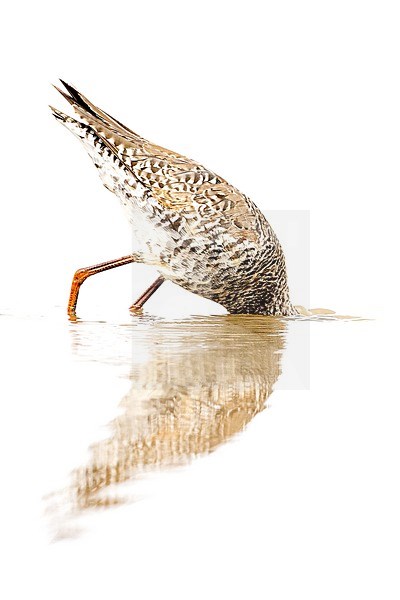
[50,80,297,316]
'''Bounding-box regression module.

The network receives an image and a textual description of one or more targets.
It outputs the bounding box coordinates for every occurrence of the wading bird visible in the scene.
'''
[50,81,297,318]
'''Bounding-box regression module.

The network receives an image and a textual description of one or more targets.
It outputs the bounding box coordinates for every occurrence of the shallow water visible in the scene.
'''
[2,308,357,535]
[1,307,398,598]
[49,315,288,532]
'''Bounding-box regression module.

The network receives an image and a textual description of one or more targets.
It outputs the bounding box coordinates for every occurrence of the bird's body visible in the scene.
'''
[51,82,297,316]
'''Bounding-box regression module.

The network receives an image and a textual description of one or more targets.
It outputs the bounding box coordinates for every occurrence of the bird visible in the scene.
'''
[50,80,298,318]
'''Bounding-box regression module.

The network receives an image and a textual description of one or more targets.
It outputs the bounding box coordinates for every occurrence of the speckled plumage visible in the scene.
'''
[51,81,297,316]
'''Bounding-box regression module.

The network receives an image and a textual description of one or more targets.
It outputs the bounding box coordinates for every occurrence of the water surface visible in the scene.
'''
[48,314,289,534]
[1,307,398,599]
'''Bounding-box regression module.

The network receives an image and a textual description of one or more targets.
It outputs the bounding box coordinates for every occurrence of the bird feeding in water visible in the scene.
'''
[50,81,298,318]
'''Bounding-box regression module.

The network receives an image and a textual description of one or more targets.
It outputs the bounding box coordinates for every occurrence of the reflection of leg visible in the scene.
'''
[68,253,143,319]
[130,276,165,313]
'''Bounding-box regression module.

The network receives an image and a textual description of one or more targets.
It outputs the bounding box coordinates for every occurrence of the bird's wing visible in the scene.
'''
[152,180,261,244]
[54,81,261,243]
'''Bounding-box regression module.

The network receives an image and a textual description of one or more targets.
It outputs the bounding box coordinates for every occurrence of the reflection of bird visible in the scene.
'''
[66,316,286,513]
[50,81,297,318]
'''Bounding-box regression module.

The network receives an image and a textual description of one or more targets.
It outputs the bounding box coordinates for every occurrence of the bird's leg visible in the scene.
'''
[68,253,143,319]
[130,276,165,313]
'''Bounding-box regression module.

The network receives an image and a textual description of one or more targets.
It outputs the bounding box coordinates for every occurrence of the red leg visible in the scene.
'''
[68,254,141,319]
[130,276,165,313]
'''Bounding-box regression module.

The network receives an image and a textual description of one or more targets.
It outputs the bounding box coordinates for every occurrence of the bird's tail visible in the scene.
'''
[49,82,143,198]
[50,79,144,144]
[49,103,88,138]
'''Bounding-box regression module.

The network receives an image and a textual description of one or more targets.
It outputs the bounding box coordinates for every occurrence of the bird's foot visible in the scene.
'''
[129,304,144,315]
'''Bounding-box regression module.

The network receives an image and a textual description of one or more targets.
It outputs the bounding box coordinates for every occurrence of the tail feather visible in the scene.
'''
[56,80,141,140]
[51,79,187,164]
[49,98,140,198]
[49,104,92,144]
[58,79,99,119]
[52,84,78,107]
[49,105,75,124]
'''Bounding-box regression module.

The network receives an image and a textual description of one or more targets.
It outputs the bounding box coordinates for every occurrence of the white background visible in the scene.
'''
[1,0,398,318]
[0,1,399,599]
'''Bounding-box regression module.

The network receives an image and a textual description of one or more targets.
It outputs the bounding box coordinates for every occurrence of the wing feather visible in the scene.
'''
[55,81,260,243]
